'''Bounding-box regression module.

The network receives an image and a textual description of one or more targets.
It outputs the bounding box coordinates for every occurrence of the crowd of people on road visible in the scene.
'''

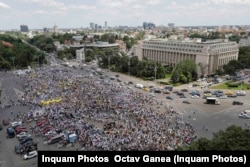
[16,67,196,151]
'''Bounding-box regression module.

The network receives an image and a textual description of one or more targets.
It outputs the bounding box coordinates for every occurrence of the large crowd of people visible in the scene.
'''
[18,67,196,151]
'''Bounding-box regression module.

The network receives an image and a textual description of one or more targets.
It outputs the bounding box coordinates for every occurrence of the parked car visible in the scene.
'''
[162,89,170,94]
[228,94,237,98]
[36,120,47,127]
[20,137,33,145]
[236,91,246,96]
[11,121,22,128]
[3,119,10,126]
[15,145,25,154]
[181,89,188,92]
[166,96,173,100]
[149,93,155,97]
[22,141,35,147]
[128,81,133,84]
[154,89,162,93]
[15,126,27,131]
[179,94,186,98]
[44,130,57,136]
[238,112,250,119]
[183,100,191,104]
[23,151,38,160]
[191,95,200,99]
[232,101,243,105]
[219,95,228,99]
[16,129,28,135]
[17,133,31,139]
[7,127,15,138]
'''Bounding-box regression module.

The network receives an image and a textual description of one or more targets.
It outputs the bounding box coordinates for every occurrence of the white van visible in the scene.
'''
[135,84,143,89]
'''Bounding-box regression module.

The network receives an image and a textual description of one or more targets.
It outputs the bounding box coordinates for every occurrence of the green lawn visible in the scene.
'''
[165,73,171,79]
[210,82,250,90]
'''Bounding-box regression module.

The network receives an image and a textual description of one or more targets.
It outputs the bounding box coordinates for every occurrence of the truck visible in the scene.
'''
[206,97,220,105]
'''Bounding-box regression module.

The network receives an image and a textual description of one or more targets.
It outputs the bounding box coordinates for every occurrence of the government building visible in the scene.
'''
[141,39,239,76]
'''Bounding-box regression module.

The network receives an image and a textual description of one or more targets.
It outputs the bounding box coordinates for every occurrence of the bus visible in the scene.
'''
[47,134,64,145]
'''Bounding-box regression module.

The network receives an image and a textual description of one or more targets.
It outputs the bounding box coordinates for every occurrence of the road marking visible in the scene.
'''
[214,116,219,119]
[221,120,226,122]
[227,122,232,126]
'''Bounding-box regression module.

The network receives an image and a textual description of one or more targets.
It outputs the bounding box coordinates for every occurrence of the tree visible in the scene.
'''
[0,34,46,69]
[197,63,208,78]
[171,68,179,83]
[100,33,115,43]
[171,60,197,83]
[178,125,250,151]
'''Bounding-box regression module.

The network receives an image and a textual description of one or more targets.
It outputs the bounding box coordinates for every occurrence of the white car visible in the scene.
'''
[236,91,246,96]
[23,151,38,160]
[44,130,57,136]
[135,84,144,89]
[149,93,155,97]
[17,132,31,139]
[16,132,27,138]
[238,112,250,119]
[11,121,22,127]
[191,95,200,99]
[219,95,228,99]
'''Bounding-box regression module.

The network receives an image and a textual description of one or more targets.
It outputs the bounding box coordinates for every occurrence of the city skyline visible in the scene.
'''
[0,0,250,30]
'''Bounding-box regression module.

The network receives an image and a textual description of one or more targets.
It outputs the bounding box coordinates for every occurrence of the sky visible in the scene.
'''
[0,0,250,30]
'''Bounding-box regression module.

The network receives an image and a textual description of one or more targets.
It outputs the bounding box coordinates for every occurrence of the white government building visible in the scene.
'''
[140,38,239,76]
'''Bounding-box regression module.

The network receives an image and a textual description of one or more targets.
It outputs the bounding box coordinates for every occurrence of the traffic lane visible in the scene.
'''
[182,103,250,139]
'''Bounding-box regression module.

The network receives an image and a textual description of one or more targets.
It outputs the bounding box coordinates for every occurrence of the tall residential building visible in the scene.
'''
[43,27,49,33]
[90,22,94,29]
[53,25,58,35]
[142,22,155,30]
[141,39,239,76]
[168,23,175,28]
[20,25,29,32]
[105,21,107,29]
[95,24,98,30]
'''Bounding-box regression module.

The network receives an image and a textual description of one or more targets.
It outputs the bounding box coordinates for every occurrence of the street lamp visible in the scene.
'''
[154,62,157,86]
[108,55,110,73]
[128,56,130,78]
[37,55,40,67]
[11,56,15,71]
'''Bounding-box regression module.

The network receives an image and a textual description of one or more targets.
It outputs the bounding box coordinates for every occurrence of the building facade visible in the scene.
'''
[76,48,85,62]
[142,39,239,76]
[239,37,250,47]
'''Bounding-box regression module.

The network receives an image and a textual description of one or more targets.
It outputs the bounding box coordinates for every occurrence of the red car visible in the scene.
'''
[41,125,53,131]
[36,118,47,123]
[16,129,28,134]
[37,120,47,127]
[42,128,53,134]
[15,126,27,131]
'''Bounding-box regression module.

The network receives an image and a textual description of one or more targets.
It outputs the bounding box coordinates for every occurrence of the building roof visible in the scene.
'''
[1,41,13,48]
